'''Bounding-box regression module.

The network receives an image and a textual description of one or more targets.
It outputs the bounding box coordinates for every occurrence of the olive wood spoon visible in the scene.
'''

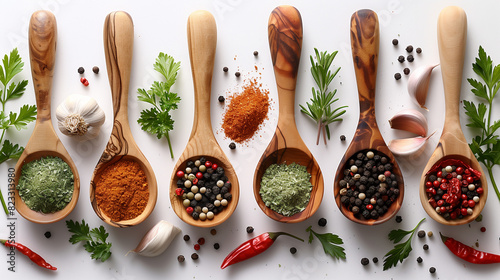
[419,6,487,225]
[14,10,80,224]
[333,9,404,225]
[169,10,239,228]
[253,5,324,223]
[89,11,157,228]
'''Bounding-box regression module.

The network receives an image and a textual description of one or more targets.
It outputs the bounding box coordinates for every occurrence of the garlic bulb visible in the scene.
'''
[389,109,428,137]
[408,64,439,110]
[56,94,105,140]
[388,131,436,156]
[129,220,181,257]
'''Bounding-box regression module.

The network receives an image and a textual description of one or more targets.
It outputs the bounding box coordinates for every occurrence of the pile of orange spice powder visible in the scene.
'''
[222,78,270,143]
[94,160,149,221]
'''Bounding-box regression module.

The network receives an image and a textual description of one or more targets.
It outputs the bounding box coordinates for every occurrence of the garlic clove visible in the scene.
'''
[388,131,436,156]
[129,220,181,257]
[389,109,428,137]
[408,64,439,110]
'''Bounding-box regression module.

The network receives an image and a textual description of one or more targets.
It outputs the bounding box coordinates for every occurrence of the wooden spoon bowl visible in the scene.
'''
[419,6,487,225]
[89,11,157,228]
[333,10,404,225]
[253,5,324,223]
[169,10,239,228]
[14,10,80,224]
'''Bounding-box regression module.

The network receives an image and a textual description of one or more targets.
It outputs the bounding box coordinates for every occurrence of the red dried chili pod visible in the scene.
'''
[440,232,500,264]
[220,231,303,269]
[1,239,56,270]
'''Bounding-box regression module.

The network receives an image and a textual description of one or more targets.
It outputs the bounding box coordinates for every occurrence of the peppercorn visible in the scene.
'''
[372,257,378,263]
[44,231,51,239]
[403,68,410,75]
[77,67,84,74]
[218,96,225,102]
[427,231,433,237]
[416,47,422,54]
[417,256,423,263]
[235,71,241,77]
[340,135,346,141]
[423,244,429,250]
[392,39,398,45]
[394,73,402,80]
[318,218,327,227]
[246,226,254,233]
[198,238,205,245]
[229,142,236,149]
[407,55,414,62]
[223,66,228,72]
[210,229,217,235]
[361,257,369,265]
[406,45,414,52]
[253,51,259,56]
[177,255,185,262]
[417,230,426,238]
[429,267,436,273]
[80,77,89,86]
[214,243,220,250]
[397,55,405,63]
[290,247,297,254]
[183,234,190,241]
[194,244,200,250]
[191,253,199,260]
[480,227,486,232]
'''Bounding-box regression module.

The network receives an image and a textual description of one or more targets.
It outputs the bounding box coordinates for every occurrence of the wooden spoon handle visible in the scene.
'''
[187,10,217,137]
[29,10,57,120]
[104,11,133,123]
[268,5,302,122]
[438,6,467,133]
[350,10,379,117]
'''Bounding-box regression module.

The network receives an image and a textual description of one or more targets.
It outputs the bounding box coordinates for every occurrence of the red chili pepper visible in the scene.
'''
[220,231,303,269]
[1,239,56,270]
[440,233,500,264]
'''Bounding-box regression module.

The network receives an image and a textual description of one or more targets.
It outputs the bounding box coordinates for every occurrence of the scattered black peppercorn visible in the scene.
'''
[214,243,220,250]
[372,257,378,263]
[253,51,259,56]
[398,55,405,63]
[403,68,410,75]
[361,257,369,266]
[395,215,402,223]
[407,55,414,62]
[210,229,217,235]
[423,244,429,250]
[92,66,99,74]
[290,247,297,254]
[44,231,51,239]
[429,267,436,274]
[235,71,241,77]
[178,255,185,262]
[78,67,85,74]
[223,66,229,72]
[246,226,254,233]
[406,45,414,53]
[229,142,236,149]
[218,96,225,102]
[417,256,423,263]
[416,47,422,54]
[191,253,199,260]
[340,135,346,141]
[394,73,402,80]
[183,234,190,241]
[318,218,327,227]
[392,39,398,45]
[417,230,426,238]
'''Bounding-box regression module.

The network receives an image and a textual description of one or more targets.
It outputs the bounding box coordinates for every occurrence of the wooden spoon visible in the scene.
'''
[14,10,80,224]
[169,10,239,228]
[89,11,157,228]
[253,5,324,223]
[419,6,487,225]
[333,9,404,225]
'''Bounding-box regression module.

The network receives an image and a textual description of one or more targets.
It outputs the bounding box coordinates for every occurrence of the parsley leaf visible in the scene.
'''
[137,53,181,158]
[66,220,112,262]
[465,46,500,202]
[0,140,24,163]
[306,226,346,260]
[383,218,425,270]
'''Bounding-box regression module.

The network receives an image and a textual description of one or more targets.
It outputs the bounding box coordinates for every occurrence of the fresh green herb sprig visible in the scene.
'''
[0,48,36,215]
[383,218,425,270]
[300,48,347,145]
[137,52,181,159]
[306,226,346,260]
[465,46,500,202]
[66,220,112,262]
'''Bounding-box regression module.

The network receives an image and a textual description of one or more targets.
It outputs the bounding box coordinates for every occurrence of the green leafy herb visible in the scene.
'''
[300,48,347,145]
[306,226,346,260]
[383,218,425,270]
[0,48,36,215]
[465,46,500,203]
[137,52,181,159]
[66,219,112,262]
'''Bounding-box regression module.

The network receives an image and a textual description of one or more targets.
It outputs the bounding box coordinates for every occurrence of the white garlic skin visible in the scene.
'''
[389,109,428,137]
[130,220,181,257]
[388,131,436,156]
[56,94,105,140]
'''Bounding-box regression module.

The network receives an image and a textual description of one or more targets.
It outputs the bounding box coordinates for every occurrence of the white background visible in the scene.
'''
[1,0,500,279]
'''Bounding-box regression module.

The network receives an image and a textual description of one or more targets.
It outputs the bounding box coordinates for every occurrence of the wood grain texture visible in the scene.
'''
[169,10,239,228]
[419,6,487,225]
[14,10,80,224]
[89,11,157,228]
[333,9,404,225]
[253,5,324,223]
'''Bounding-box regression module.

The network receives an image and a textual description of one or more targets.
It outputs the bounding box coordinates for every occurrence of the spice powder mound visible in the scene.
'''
[222,78,270,143]
[95,160,149,221]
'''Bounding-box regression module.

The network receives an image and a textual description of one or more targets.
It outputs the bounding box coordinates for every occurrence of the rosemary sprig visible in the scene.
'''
[300,48,347,145]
